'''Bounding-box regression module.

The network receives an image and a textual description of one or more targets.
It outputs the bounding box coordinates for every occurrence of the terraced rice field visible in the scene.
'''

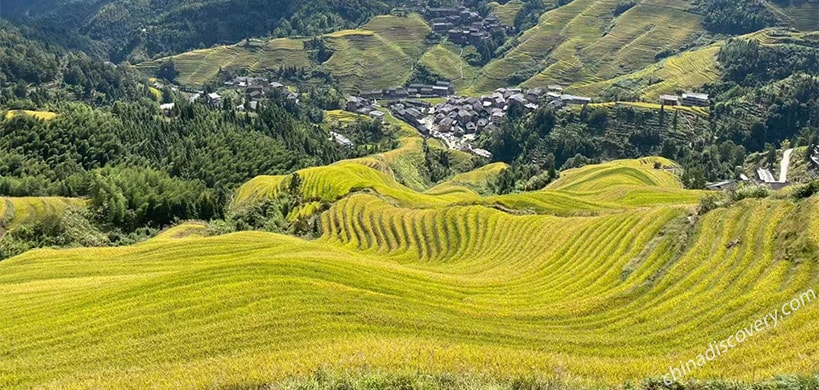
[568,43,722,99]
[3,110,58,121]
[490,0,524,26]
[419,43,481,91]
[234,157,701,218]
[570,29,819,100]
[137,38,313,87]
[471,0,703,94]
[2,153,819,388]
[0,197,86,231]
[324,15,431,92]
[588,101,710,117]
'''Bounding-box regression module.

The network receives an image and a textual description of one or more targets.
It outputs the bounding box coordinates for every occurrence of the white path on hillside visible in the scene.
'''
[780,148,794,183]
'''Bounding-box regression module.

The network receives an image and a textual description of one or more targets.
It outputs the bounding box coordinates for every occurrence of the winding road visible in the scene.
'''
[779,148,794,183]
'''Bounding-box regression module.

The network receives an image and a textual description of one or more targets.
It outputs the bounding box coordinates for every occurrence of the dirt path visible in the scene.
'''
[459,47,465,79]
[779,148,794,183]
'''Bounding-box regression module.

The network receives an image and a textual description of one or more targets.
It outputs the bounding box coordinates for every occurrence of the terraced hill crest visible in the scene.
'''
[2,154,818,388]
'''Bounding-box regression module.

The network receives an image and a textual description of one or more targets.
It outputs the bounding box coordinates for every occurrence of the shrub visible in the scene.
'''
[697,193,722,215]
[791,180,819,200]
[730,184,769,202]
[0,207,109,259]
[613,0,636,15]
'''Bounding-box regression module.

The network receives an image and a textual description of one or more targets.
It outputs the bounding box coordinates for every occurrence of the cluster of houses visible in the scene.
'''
[343,84,593,155]
[357,81,455,100]
[345,96,387,122]
[658,92,710,107]
[425,6,509,45]
[187,76,300,111]
[387,100,434,135]
[427,85,591,135]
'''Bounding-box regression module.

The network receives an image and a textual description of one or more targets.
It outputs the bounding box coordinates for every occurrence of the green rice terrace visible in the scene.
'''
[137,5,815,101]
[1,0,819,388]
[1,149,818,388]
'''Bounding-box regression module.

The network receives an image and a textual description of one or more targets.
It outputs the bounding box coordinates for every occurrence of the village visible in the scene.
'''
[424,6,510,46]
[152,73,713,164]
[345,83,710,160]
[193,74,802,193]
[154,76,303,114]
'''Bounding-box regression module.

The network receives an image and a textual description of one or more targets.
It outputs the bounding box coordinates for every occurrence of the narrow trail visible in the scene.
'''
[459,47,465,79]
[779,148,794,183]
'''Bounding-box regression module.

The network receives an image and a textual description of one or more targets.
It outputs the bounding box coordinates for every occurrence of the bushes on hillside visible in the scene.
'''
[88,167,220,231]
[222,173,322,237]
[613,0,636,16]
[561,154,599,170]
[697,0,777,34]
[697,183,769,215]
[730,183,769,201]
[0,208,108,259]
[791,180,819,200]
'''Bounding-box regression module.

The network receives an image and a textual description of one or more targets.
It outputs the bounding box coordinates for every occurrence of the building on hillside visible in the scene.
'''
[705,180,736,191]
[491,109,505,125]
[188,92,202,104]
[471,148,492,159]
[432,85,450,96]
[346,96,363,112]
[659,94,680,106]
[525,88,544,103]
[369,110,385,122]
[681,92,709,106]
[560,94,592,105]
[329,132,353,148]
[206,93,222,108]
[285,92,299,104]
[439,117,454,132]
[508,93,527,110]
[433,22,454,32]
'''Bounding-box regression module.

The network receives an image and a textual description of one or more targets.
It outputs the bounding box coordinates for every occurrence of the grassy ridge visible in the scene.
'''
[2,173,818,387]
[233,156,701,217]
[0,197,86,231]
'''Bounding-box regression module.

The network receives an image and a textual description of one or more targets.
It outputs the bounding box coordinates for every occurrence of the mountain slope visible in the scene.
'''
[138,14,431,91]
[1,0,399,61]
[2,156,818,388]
[468,0,704,94]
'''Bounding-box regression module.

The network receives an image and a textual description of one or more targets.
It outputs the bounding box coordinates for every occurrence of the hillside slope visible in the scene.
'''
[468,0,704,94]
[3,156,818,388]
[1,0,400,61]
[0,197,85,231]
[139,14,431,91]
